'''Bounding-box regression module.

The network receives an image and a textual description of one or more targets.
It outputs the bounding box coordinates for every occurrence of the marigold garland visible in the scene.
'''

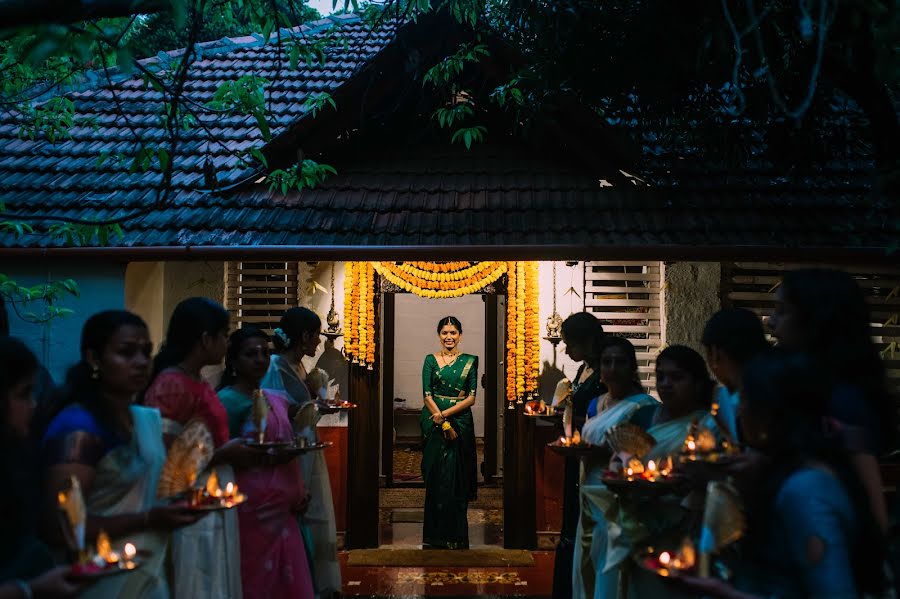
[506,261,517,403]
[366,263,375,367]
[372,262,507,298]
[526,262,540,393]
[396,261,497,283]
[409,261,472,272]
[345,262,358,359]
[516,262,526,398]
[344,260,539,394]
[503,261,539,401]
[342,261,376,368]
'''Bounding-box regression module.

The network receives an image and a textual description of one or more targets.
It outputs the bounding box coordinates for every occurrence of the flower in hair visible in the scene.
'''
[274,327,291,347]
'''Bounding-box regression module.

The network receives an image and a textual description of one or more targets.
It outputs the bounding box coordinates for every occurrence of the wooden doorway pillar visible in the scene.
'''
[503,406,537,549]
[345,356,381,546]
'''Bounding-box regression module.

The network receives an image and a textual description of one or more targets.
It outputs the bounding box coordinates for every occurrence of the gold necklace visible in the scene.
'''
[440,349,459,367]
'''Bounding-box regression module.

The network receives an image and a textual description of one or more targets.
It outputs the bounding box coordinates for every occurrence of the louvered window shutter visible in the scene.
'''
[722,261,900,423]
[584,261,664,392]
[225,262,300,334]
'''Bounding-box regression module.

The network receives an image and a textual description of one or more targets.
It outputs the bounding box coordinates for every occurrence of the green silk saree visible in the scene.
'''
[420,353,478,549]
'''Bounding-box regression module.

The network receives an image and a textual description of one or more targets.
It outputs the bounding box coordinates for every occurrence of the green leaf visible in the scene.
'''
[250,148,268,168]
[60,279,80,296]
[451,125,486,149]
[253,111,271,142]
[157,147,170,173]
[261,18,274,44]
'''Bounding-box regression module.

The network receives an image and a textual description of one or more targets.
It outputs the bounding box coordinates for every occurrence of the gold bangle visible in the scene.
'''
[441,421,452,432]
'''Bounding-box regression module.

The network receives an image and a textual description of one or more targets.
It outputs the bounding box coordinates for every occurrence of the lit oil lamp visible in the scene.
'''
[123,543,137,570]
[525,398,550,416]
[644,537,697,577]
[680,420,740,464]
[190,470,246,508]
[74,530,142,574]
[95,531,118,566]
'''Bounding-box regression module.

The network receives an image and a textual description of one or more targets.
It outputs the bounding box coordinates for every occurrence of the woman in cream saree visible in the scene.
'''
[575,337,657,599]
[263,307,341,597]
[587,345,717,598]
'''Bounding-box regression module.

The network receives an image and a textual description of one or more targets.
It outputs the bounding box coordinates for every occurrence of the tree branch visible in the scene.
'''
[0,0,166,28]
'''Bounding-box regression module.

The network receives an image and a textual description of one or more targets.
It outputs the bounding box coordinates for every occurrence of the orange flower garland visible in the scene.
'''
[506,261,517,403]
[372,262,506,298]
[516,262,526,399]
[342,262,378,368]
[409,261,472,272]
[345,262,358,360]
[503,261,539,402]
[366,263,375,367]
[527,262,540,393]
[358,262,368,365]
[344,260,539,393]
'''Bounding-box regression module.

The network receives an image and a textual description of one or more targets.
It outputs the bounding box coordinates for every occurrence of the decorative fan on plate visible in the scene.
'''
[251,390,268,443]
[552,378,572,406]
[157,420,214,499]
[57,474,87,554]
[604,423,656,458]
[698,479,746,575]
[701,480,746,550]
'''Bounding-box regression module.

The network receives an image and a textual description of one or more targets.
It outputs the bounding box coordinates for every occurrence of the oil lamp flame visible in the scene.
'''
[659,551,671,565]
[687,440,696,451]
[124,543,136,560]
[206,471,220,496]
[96,531,116,563]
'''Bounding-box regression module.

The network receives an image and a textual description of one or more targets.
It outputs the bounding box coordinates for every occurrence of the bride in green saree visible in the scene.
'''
[420,316,478,549]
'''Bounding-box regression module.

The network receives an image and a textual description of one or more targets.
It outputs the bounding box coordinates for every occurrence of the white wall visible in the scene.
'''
[5,261,127,383]
[393,294,486,437]
[124,262,165,346]
[296,262,349,427]
[537,261,584,398]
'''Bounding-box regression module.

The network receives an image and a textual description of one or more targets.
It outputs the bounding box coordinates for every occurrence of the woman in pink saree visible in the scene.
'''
[218,326,314,599]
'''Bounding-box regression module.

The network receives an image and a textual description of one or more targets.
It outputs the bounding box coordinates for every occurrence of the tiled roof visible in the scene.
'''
[0,15,895,258]
[2,142,895,256]
[0,14,398,220]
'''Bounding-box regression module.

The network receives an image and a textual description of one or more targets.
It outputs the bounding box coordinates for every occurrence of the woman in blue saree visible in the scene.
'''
[420,316,478,549]
[43,311,202,599]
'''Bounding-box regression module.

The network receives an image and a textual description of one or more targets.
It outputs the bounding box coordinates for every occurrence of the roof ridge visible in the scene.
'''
[27,13,362,104]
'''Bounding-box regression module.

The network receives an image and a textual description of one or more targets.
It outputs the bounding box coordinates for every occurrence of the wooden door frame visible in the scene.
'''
[347,279,538,550]
[379,293,499,485]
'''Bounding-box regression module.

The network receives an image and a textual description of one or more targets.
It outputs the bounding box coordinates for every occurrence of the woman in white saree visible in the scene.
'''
[603,345,718,598]
[574,336,658,599]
